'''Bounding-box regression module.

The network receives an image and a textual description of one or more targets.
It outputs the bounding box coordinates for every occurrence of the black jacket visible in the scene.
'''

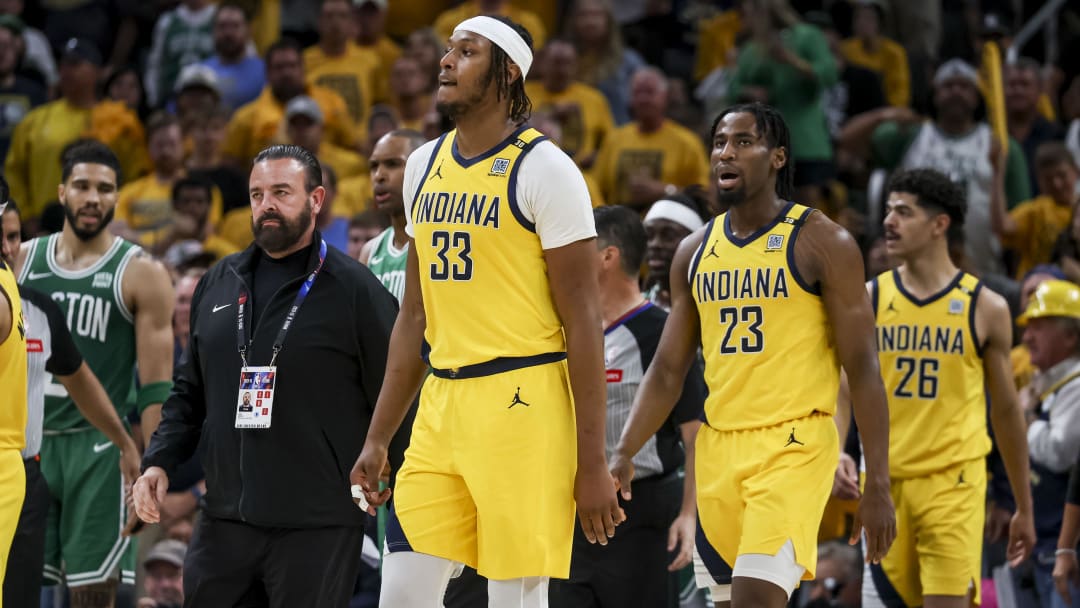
[143,235,398,528]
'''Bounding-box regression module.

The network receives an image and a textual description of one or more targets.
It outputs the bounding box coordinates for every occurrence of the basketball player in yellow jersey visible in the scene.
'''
[350,15,623,607]
[846,167,1035,608]
[612,102,897,608]
[0,193,28,601]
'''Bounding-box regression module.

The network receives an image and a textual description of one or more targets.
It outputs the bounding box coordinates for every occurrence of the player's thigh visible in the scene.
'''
[695,424,744,574]
[863,478,920,608]
[0,450,26,574]
[915,460,986,601]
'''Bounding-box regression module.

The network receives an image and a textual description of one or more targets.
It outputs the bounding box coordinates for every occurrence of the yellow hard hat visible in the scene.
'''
[1018,279,1080,325]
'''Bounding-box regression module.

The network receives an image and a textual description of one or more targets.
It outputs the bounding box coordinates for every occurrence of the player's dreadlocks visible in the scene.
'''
[485,16,533,125]
[711,103,795,201]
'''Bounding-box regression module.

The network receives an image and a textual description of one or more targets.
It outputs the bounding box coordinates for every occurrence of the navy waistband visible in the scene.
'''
[431,352,567,380]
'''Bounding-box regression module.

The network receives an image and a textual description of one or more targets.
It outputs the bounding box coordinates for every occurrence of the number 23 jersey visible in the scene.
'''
[691,202,839,430]
[403,126,595,370]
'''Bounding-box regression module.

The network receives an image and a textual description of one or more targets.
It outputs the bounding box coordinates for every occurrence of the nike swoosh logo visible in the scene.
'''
[92,441,112,453]
[27,271,52,280]
[370,256,383,264]
[212,304,232,313]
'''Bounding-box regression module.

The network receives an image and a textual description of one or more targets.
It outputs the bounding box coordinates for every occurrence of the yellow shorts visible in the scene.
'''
[695,413,838,584]
[388,360,577,580]
[0,449,27,595]
[865,458,986,606]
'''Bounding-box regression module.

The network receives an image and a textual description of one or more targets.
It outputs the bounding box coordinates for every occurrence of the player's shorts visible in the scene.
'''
[387,357,577,580]
[0,449,27,594]
[40,428,135,587]
[695,412,838,588]
[863,457,986,607]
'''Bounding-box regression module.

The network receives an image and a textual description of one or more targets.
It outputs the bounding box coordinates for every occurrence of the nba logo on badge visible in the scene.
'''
[766,234,784,250]
[948,298,964,314]
[489,158,510,176]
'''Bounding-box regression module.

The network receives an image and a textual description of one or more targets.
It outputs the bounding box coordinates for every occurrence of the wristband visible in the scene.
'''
[136,381,173,413]
[1057,548,1078,557]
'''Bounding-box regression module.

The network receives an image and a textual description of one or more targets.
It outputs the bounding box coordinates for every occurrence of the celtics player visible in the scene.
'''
[14,140,174,607]
[359,129,427,303]
[852,168,1035,608]
[612,103,896,607]
[352,15,623,607]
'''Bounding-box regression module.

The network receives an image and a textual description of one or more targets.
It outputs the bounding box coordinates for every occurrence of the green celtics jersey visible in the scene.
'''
[18,234,141,431]
[367,227,407,304]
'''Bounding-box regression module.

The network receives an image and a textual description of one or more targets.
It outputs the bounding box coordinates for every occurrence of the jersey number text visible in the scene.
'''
[431,231,473,281]
[718,305,764,354]
[894,356,939,399]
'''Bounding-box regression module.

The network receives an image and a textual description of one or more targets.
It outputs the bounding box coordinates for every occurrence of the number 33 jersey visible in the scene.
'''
[872,270,990,478]
[690,202,839,430]
[403,126,595,370]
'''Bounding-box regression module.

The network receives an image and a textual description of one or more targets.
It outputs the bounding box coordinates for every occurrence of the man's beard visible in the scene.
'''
[716,185,748,206]
[435,72,493,121]
[252,199,313,254]
[63,204,115,241]
[270,81,305,102]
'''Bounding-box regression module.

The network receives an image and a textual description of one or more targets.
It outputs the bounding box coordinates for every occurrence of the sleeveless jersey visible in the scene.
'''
[873,270,991,477]
[690,202,840,430]
[367,226,407,304]
[0,260,27,450]
[410,127,565,369]
[18,234,141,431]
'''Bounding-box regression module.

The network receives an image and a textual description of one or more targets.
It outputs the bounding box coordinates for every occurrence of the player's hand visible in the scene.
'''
[609,450,635,502]
[832,452,860,500]
[1006,509,1036,567]
[575,460,625,546]
[133,466,169,524]
[850,479,896,563]
[985,503,1012,543]
[118,440,141,493]
[667,510,696,571]
[350,441,391,516]
[1055,551,1080,603]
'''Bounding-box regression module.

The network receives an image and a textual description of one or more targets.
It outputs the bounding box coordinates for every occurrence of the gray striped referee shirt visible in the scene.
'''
[18,286,82,458]
[605,301,705,480]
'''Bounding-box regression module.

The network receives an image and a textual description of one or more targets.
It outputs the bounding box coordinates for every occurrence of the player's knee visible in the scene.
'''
[487,576,550,608]
[379,551,458,608]
[730,540,806,608]
[68,581,117,608]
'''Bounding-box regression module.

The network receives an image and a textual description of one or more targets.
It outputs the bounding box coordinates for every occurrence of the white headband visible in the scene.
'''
[644,199,704,232]
[454,16,533,78]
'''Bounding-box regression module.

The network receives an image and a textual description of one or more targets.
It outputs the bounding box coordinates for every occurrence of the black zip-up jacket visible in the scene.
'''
[142,235,398,528]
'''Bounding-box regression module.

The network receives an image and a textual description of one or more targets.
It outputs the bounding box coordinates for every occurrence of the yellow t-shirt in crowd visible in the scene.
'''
[694,10,742,81]
[525,81,615,169]
[1011,343,1035,391]
[222,86,359,165]
[315,142,367,181]
[434,1,546,48]
[201,233,240,260]
[1000,195,1073,280]
[304,42,386,140]
[115,173,225,249]
[217,206,253,250]
[840,37,911,108]
[385,0,451,40]
[359,37,402,90]
[335,174,373,219]
[584,172,605,208]
[593,119,710,208]
[5,99,147,220]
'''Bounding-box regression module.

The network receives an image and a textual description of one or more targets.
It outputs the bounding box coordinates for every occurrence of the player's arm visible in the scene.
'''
[546,237,625,544]
[0,283,10,345]
[668,419,701,571]
[59,364,141,487]
[357,237,375,265]
[612,231,705,490]
[988,138,1019,238]
[351,240,428,512]
[126,255,175,445]
[800,213,896,562]
[833,371,860,500]
[979,287,1036,565]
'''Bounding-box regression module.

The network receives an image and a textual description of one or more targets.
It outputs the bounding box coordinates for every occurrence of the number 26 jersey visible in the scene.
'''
[691,202,840,430]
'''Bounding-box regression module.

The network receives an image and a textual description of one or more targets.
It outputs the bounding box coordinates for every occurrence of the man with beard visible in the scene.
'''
[13,139,175,607]
[133,144,398,606]
[642,193,709,310]
[612,103,896,608]
[359,129,426,303]
[351,15,623,608]
[199,2,266,111]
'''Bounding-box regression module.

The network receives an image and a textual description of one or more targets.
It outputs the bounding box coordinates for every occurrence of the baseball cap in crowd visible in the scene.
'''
[285,96,324,123]
[933,58,979,87]
[143,539,187,569]
[61,38,103,67]
[353,0,388,10]
[174,64,221,97]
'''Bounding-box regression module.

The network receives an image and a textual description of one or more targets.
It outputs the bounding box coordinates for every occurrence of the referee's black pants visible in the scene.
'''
[183,514,364,608]
[549,471,683,608]
[3,457,49,608]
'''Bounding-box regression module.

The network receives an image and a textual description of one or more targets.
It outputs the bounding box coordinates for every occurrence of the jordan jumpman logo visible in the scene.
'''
[508,387,530,409]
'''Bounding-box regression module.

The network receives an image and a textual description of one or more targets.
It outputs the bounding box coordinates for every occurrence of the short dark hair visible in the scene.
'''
[595,205,647,277]
[711,103,794,201]
[484,15,533,124]
[887,168,967,246]
[1034,141,1078,172]
[145,110,180,141]
[386,128,428,154]
[60,139,122,186]
[350,209,390,230]
[171,176,213,206]
[215,1,250,22]
[321,163,338,190]
[253,144,322,193]
[265,38,303,65]
[1,197,17,218]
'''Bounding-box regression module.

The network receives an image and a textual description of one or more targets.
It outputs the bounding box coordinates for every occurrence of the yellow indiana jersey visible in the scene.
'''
[0,261,27,450]
[691,202,839,430]
[410,127,564,370]
[873,270,991,478]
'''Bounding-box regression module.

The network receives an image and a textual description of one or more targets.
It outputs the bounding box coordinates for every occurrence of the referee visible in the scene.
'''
[133,145,398,606]
[550,206,706,607]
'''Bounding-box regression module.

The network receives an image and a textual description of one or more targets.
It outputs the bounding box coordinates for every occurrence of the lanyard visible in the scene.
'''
[237,239,327,368]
